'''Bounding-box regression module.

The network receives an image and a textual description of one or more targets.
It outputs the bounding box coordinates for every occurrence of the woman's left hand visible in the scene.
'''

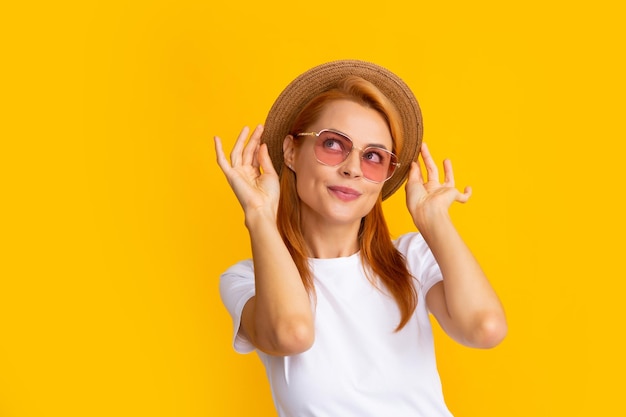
[405,142,472,230]
[407,143,507,348]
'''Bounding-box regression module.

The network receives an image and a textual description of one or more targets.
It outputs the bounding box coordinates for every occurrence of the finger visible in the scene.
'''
[214,136,231,173]
[420,143,439,183]
[258,143,277,175]
[443,158,455,187]
[230,126,250,167]
[251,138,263,170]
[456,186,472,203]
[251,143,261,169]
[406,161,424,185]
[242,124,264,167]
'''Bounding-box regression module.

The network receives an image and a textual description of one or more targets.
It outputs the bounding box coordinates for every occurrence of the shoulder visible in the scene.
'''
[221,258,254,277]
[219,259,255,295]
[393,232,430,256]
[393,232,442,292]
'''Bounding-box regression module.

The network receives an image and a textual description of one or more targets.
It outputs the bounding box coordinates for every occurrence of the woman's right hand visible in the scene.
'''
[217,127,314,356]
[214,125,280,219]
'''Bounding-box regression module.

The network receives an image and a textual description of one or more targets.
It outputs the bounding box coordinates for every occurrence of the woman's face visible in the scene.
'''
[285,99,393,228]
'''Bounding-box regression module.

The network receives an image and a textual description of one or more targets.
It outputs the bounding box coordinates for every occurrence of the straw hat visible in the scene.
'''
[261,59,423,201]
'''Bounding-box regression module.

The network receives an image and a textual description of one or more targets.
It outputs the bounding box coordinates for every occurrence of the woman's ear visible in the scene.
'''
[283,135,295,170]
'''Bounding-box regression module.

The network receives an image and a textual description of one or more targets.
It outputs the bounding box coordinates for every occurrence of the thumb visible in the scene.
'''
[456,186,472,203]
[258,143,278,175]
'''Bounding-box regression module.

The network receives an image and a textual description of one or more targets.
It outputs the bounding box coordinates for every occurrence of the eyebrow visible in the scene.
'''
[366,143,391,150]
[327,128,392,151]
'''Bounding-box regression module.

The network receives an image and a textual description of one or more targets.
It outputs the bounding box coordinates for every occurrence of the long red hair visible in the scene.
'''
[276,76,417,331]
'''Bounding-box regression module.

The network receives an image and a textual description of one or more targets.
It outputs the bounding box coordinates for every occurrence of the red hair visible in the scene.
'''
[276,76,417,331]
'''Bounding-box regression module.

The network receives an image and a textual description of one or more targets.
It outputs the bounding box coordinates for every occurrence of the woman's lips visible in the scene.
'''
[328,186,362,201]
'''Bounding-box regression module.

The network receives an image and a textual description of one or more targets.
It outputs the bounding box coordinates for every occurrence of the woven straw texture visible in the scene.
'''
[261,60,423,200]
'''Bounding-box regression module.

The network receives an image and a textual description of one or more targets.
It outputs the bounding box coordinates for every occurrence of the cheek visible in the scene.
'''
[294,165,325,196]
[365,189,383,208]
[293,148,325,180]
[295,143,315,163]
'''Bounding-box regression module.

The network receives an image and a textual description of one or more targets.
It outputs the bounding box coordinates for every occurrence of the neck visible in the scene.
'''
[301,220,361,259]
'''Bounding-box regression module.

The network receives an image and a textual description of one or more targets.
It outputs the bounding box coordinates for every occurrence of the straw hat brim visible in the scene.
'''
[261,59,423,201]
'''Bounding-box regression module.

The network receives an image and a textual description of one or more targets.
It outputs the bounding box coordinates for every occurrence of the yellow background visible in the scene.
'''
[2,0,624,415]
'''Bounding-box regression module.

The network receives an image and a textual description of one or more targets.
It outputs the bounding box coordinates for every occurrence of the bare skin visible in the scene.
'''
[215,125,314,355]
[215,103,506,355]
[406,143,507,348]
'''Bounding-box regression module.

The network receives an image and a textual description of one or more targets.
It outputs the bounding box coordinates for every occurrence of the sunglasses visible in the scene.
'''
[296,129,400,183]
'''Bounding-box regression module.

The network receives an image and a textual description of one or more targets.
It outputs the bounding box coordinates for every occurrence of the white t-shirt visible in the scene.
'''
[220,232,453,417]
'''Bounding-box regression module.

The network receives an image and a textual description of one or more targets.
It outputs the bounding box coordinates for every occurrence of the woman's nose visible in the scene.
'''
[340,149,363,178]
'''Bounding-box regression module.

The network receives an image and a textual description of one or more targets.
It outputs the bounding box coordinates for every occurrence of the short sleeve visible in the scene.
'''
[394,233,443,296]
[219,259,256,353]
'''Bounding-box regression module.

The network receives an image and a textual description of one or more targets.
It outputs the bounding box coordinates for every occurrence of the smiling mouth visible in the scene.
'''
[328,186,362,201]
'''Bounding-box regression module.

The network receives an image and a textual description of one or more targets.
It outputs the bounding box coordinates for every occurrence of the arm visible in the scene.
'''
[406,143,507,349]
[215,125,314,356]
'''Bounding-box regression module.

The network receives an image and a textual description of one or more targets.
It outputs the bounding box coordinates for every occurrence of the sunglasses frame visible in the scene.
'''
[295,129,400,183]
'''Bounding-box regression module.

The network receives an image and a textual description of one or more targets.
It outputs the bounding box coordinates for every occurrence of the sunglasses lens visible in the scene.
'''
[361,148,397,182]
[313,130,398,183]
[314,131,352,166]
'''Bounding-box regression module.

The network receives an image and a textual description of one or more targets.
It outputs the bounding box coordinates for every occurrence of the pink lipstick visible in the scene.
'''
[328,186,362,202]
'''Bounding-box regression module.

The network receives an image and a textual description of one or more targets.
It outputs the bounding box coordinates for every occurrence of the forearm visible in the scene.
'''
[418,210,506,344]
[244,208,314,354]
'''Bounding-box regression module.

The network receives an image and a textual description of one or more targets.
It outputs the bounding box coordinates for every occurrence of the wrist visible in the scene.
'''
[412,208,452,239]
[244,205,278,230]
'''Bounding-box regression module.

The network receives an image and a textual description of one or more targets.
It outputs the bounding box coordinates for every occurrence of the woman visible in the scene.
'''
[215,60,507,416]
